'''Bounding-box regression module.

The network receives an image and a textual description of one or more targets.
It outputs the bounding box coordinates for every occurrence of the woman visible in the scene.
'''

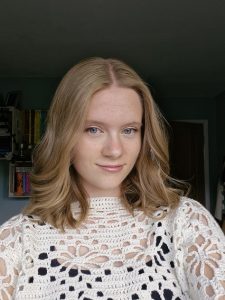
[0,57,225,300]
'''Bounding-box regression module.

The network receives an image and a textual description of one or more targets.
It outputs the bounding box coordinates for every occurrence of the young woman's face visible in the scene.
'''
[71,85,143,197]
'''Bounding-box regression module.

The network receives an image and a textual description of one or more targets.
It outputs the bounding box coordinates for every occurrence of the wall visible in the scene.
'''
[157,97,218,211]
[0,78,58,224]
[0,78,59,109]
[0,79,223,223]
[216,92,225,172]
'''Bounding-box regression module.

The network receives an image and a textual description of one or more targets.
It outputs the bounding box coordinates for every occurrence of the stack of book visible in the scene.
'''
[7,109,47,197]
[14,165,32,196]
[21,110,47,146]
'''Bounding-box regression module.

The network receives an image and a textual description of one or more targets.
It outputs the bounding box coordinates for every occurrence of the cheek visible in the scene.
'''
[78,138,102,152]
[73,150,87,164]
[136,139,142,158]
[134,138,142,154]
[72,154,89,177]
[71,139,93,161]
[134,147,141,162]
[127,141,141,163]
[71,143,98,170]
[71,146,85,168]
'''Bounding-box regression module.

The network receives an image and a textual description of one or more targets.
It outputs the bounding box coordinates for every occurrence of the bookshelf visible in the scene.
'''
[9,161,32,197]
[0,107,47,197]
[21,110,47,147]
[0,106,22,160]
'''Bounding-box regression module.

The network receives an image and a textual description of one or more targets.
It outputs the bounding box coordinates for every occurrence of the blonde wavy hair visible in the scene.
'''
[24,57,184,229]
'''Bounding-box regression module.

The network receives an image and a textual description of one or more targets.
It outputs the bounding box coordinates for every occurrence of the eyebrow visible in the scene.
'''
[85,120,142,127]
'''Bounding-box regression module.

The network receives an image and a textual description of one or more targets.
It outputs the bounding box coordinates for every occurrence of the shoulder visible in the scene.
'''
[0,214,33,281]
[0,213,24,227]
[170,196,225,242]
[178,196,207,210]
[176,196,208,215]
[172,196,214,220]
[0,213,31,229]
[0,215,25,263]
[0,213,35,243]
[176,196,219,221]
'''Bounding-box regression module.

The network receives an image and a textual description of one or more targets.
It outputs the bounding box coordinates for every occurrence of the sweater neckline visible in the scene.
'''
[89,197,123,209]
[71,197,125,212]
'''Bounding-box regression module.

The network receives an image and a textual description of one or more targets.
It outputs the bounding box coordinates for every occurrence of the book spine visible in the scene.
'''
[26,172,31,194]
[14,166,32,196]
[34,110,41,144]
[15,172,23,196]
[23,172,26,193]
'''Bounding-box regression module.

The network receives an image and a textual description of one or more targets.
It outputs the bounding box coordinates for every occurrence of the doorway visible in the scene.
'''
[169,120,210,209]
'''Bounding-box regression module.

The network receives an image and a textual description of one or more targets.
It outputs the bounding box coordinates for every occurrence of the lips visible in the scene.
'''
[97,164,124,172]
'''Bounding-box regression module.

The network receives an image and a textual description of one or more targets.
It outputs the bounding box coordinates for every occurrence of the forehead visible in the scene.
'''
[86,86,143,122]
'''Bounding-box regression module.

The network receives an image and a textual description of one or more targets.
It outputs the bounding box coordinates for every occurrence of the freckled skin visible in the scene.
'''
[71,86,143,197]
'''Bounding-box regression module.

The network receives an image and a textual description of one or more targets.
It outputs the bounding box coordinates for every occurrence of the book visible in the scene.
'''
[15,172,23,196]
[14,165,32,196]
[22,109,47,147]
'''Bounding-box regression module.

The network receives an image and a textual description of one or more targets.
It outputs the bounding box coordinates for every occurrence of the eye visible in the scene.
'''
[122,128,137,135]
[86,127,102,135]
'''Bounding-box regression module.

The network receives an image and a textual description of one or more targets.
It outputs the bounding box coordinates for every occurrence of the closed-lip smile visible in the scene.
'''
[99,164,123,167]
[97,164,124,172]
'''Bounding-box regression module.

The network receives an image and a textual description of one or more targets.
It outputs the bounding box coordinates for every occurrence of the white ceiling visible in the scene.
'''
[0,0,225,97]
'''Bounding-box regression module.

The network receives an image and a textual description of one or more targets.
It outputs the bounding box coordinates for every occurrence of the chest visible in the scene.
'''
[15,216,185,299]
[21,215,175,271]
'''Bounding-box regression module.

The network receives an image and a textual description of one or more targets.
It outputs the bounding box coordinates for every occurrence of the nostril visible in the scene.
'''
[101,137,123,158]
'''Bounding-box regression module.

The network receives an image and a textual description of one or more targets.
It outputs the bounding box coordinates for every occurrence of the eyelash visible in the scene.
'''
[122,128,137,135]
[86,127,102,134]
[85,127,138,135]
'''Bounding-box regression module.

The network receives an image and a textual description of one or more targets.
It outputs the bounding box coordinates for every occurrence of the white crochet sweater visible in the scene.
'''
[0,197,225,300]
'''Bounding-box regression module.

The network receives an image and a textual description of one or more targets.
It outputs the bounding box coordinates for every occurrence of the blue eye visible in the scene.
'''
[123,128,137,135]
[86,127,102,135]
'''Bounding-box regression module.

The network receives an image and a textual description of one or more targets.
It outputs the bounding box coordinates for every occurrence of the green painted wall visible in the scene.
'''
[216,92,225,171]
[0,78,59,224]
[0,79,224,224]
[0,78,59,109]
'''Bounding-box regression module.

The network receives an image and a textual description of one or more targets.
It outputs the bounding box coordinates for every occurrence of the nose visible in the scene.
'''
[101,134,123,158]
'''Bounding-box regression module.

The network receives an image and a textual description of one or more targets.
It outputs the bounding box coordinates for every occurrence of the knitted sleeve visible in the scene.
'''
[174,197,225,300]
[0,215,23,300]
